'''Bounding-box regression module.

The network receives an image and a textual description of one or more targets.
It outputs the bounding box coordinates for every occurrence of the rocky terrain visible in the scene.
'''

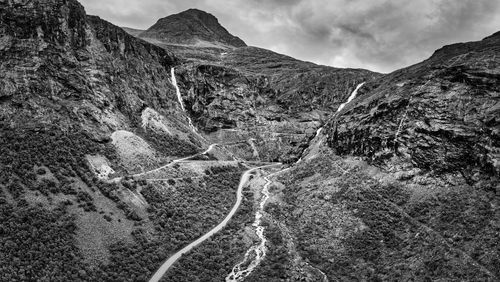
[132,11,380,162]
[0,1,215,280]
[261,31,500,281]
[139,9,246,48]
[328,31,500,180]
[0,0,499,282]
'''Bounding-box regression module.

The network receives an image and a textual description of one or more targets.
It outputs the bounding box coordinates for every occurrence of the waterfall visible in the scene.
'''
[315,127,323,137]
[337,82,365,113]
[295,82,364,165]
[171,67,198,133]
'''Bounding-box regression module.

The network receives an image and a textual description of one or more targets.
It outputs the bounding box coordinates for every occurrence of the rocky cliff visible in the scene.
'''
[0,0,208,168]
[327,31,500,182]
[0,0,178,131]
[173,49,379,161]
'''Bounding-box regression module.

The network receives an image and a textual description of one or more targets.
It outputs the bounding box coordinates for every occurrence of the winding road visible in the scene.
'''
[108,144,217,183]
[147,81,368,281]
[134,144,217,178]
[149,163,282,282]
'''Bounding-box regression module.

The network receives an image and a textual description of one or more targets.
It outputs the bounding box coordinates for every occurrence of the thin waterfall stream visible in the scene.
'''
[171,67,199,134]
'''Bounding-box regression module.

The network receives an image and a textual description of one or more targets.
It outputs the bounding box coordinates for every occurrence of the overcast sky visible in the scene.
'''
[80,0,500,73]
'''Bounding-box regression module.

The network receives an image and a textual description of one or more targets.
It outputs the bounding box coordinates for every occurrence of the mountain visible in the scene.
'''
[328,30,500,180]
[135,12,380,162]
[139,9,247,48]
[0,1,213,280]
[1,0,499,281]
[121,26,145,37]
[261,31,500,281]
[0,0,376,280]
[174,47,379,162]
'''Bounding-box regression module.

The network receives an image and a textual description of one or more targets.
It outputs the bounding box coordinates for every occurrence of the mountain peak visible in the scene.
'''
[140,8,246,48]
[182,8,212,15]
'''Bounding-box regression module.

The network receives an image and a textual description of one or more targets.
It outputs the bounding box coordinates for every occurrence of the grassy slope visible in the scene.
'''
[0,123,248,281]
[266,147,499,281]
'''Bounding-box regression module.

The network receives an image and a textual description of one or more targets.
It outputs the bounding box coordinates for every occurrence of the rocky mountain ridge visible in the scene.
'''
[131,11,380,162]
[326,30,500,182]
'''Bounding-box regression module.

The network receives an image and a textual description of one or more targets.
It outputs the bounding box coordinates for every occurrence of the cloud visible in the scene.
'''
[80,0,500,73]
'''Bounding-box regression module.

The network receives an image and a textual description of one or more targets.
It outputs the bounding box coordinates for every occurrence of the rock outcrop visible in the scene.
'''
[174,52,379,161]
[0,0,205,154]
[327,31,500,183]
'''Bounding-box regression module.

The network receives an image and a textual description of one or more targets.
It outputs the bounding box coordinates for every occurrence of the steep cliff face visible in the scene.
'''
[0,0,180,130]
[0,0,205,165]
[140,9,246,48]
[327,32,500,182]
[174,57,378,162]
[133,9,380,162]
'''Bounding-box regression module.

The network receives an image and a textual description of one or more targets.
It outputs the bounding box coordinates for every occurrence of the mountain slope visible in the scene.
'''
[134,11,380,162]
[328,31,500,181]
[260,31,500,281]
[140,9,246,48]
[121,26,145,37]
[0,1,224,280]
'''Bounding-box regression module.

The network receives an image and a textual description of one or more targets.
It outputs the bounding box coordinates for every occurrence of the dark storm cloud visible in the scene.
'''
[80,0,500,73]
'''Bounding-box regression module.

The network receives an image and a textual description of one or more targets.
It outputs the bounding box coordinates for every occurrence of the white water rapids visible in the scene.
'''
[149,163,281,282]
[171,67,199,134]
[226,168,289,281]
